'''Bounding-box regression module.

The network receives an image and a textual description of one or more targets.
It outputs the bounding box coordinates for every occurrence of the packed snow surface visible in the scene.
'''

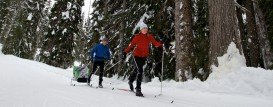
[0,42,273,107]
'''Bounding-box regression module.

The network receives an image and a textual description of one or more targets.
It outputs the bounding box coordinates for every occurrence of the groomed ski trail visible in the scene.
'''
[0,55,273,107]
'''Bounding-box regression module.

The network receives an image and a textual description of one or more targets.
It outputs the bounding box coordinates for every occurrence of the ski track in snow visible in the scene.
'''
[0,54,273,107]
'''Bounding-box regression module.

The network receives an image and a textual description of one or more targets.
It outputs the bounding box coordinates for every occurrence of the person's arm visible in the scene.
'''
[124,36,138,53]
[90,45,98,60]
[149,34,162,48]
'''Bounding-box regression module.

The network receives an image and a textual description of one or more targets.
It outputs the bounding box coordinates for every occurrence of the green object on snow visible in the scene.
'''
[73,65,91,79]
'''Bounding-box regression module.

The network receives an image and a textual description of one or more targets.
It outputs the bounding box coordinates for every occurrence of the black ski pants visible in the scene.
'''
[129,56,147,90]
[89,61,105,85]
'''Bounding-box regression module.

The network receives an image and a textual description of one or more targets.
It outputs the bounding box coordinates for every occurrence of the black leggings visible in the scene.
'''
[128,56,147,90]
[89,61,105,84]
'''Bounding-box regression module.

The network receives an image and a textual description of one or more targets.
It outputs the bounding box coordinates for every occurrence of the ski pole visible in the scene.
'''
[88,61,99,86]
[105,60,123,71]
[160,44,164,96]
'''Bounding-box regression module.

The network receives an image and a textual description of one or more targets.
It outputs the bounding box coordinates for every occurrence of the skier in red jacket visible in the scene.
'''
[123,22,162,97]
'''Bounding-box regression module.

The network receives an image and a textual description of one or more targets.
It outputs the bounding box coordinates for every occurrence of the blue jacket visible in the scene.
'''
[90,44,111,62]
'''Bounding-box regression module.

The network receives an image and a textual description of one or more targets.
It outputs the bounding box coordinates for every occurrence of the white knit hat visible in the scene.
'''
[99,35,107,41]
[139,22,148,30]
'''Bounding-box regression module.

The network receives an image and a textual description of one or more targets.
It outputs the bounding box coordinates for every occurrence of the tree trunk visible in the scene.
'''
[117,0,126,76]
[236,0,251,66]
[175,0,194,81]
[253,1,273,69]
[208,0,243,67]
[245,0,262,67]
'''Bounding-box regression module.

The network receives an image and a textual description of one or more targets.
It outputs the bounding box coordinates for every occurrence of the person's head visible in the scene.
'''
[139,22,148,34]
[101,38,108,46]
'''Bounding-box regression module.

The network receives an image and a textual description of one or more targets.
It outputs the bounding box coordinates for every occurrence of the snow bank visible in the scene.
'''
[193,42,273,97]
[203,41,273,97]
[209,42,246,79]
[178,67,273,97]
[147,42,273,98]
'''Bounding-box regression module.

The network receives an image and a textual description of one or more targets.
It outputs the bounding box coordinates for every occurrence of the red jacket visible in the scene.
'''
[124,33,162,57]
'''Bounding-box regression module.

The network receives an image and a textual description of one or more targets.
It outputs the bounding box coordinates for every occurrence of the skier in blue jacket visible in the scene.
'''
[88,37,111,88]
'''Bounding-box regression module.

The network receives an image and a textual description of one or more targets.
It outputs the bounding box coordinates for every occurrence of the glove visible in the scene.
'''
[122,52,127,61]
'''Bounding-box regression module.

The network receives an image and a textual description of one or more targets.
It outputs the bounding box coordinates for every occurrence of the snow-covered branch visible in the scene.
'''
[234,0,250,13]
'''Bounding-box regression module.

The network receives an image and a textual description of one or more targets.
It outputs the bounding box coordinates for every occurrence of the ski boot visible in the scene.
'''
[135,89,144,97]
[98,83,103,88]
[87,79,91,86]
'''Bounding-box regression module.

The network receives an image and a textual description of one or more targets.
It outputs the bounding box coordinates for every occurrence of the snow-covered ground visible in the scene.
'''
[0,42,273,107]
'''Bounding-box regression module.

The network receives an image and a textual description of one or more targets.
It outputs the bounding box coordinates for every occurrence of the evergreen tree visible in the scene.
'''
[73,13,88,65]
[1,0,28,57]
[88,0,106,47]
[0,0,11,40]
[40,0,84,68]
[86,0,176,81]
[34,0,51,61]
[0,0,44,59]
[192,0,210,80]
[20,0,45,59]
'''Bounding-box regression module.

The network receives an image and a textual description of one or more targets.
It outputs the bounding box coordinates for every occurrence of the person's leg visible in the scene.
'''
[128,67,137,91]
[128,68,137,83]
[98,61,105,86]
[135,57,146,90]
[133,57,146,96]
[88,61,98,83]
